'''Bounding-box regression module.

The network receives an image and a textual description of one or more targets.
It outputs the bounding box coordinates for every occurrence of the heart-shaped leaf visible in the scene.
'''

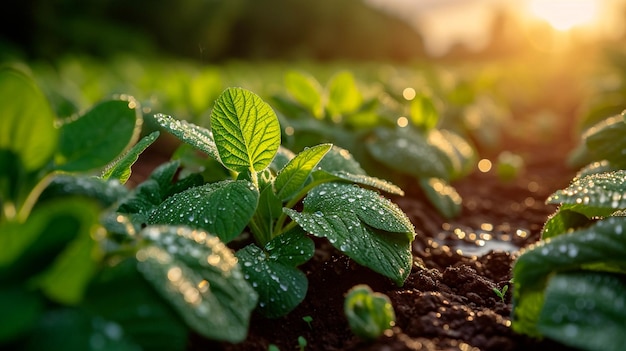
[236,229,314,318]
[274,143,332,201]
[56,97,141,172]
[285,183,415,285]
[137,225,257,343]
[210,87,281,173]
[148,180,259,243]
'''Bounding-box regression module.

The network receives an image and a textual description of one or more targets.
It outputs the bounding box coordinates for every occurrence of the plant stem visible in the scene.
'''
[273,178,327,237]
[16,172,56,222]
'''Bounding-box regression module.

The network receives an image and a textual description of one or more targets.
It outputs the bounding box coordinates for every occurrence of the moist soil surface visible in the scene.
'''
[135,117,580,350]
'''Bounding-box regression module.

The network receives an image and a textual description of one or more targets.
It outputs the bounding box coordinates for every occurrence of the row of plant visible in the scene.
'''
[0,65,410,349]
[511,80,626,351]
[29,57,517,218]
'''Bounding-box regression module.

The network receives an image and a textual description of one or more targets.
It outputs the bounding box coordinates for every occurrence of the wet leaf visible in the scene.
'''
[236,229,313,318]
[102,131,160,184]
[153,113,219,161]
[513,217,626,336]
[419,178,462,219]
[137,225,257,343]
[317,145,367,175]
[0,66,57,171]
[40,175,128,208]
[311,170,404,196]
[56,98,141,172]
[537,272,626,351]
[285,183,415,285]
[367,127,449,180]
[84,259,188,351]
[547,170,626,215]
[583,114,626,168]
[515,217,626,287]
[274,143,332,200]
[148,180,258,243]
[327,71,362,116]
[284,71,324,118]
[25,308,141,351]
[428,129,477,181]
[210,87,281,173]
[540,209,592,240]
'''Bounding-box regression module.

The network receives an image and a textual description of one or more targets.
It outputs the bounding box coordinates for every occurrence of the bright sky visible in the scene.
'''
[365,0,626,56]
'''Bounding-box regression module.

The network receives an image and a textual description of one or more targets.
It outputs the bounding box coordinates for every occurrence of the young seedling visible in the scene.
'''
[297,336,307,351]
[492,284,508,303]
[344,284,396,341]
[302,315,313,330]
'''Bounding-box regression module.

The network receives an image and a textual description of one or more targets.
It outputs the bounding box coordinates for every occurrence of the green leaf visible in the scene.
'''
[274,143,332,200]
[513,217,626,336]
[537,272,626,351]
[311,170,404,196]
[148,180,259,243]
[327,71,362,116]
[344,284,396,340]
[540,209,592,240]
[427,129,476,181]
[419,178,462,219]
[284,71,324,118]
[583,114,626,168]
[0,199,100,284]
[317,145,367,175]
[36,213,101,305]
[137,225,257,343]
[55,98,141,172]
[102,131,160,184]
[285,183,415,285]
[210,87,281,173]
[410,94,439,132]
[546,170,626,215]
[0,286,43,343]
[253,185,283,242]
[25,308,141,351]
[84,259,188,351]
[367,128,449,180]
[40,175,128,208]
[514,217,626,288]
[0,66,57,171]
[236,229,314,318]
[153,114,219,161]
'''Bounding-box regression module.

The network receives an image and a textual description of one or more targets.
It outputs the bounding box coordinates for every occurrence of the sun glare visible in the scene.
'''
[529,0,600,31]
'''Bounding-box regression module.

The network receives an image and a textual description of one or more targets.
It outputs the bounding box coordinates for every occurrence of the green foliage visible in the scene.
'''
[344,284,396,340]
[1,64,419,346]
[512,109,626,350]
[55,97,142,172]
[275,70,476,218]
[145,87,415,317]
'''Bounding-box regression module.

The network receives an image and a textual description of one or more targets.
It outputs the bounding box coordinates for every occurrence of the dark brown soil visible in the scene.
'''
[135,113,580,350]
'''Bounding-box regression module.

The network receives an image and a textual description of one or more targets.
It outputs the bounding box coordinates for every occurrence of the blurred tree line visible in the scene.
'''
[0,0,425,62]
